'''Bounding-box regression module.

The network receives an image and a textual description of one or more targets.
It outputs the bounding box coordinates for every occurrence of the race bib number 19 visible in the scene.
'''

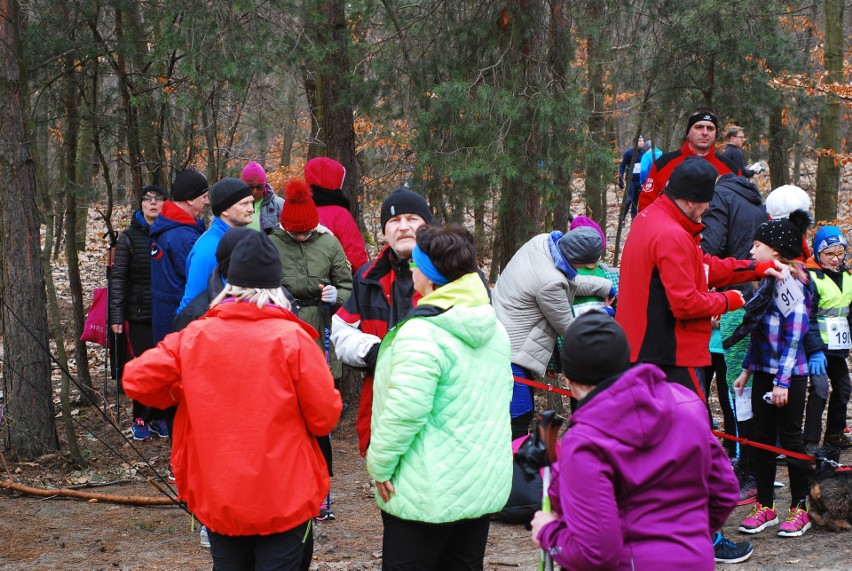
[825,316,852,350]
[774,278,804,318]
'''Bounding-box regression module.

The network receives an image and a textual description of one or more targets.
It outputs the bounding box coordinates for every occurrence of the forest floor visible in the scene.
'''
[1,401,851,570]
[3,171,852,569]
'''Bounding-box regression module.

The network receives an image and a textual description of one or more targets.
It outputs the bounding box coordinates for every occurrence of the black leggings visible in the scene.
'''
[703,353,736,458]
[804,354,852,443]
[750,372,808,509]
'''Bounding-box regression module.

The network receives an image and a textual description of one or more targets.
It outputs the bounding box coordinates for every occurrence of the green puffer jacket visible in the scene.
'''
[366,272,513,523]
[269,226,353,378]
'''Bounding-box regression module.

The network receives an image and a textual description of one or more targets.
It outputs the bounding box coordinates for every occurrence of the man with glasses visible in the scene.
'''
[701,170,770,508]
[720,126,763,179]
[150,169,209,344]
[177,177,254,315]
[241,161,283,234]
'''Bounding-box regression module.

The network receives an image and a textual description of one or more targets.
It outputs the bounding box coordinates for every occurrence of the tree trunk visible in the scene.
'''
[303,0,363,225]
[767,102,789,189]
[0,0,59,458]
[815,0,844,222]
[62,53,96,406]
[582,0,609,230]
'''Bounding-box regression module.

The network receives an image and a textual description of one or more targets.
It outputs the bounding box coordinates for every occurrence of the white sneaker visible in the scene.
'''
[200,525,210,549]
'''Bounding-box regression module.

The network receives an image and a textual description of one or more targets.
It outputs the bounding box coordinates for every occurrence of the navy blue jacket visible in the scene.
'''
[149,201,205,343]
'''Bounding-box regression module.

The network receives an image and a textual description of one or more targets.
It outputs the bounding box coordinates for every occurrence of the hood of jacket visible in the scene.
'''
[415,272,495,350]
[132,209,152,230]
[207,299,318,338]
[571,364,672,450]
[150,200,205,238]
[715,174,762,206]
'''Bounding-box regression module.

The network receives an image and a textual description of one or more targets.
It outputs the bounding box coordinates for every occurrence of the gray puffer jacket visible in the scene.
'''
[492,233,612,376]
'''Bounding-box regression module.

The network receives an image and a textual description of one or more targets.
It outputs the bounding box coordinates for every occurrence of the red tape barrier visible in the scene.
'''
[513,375,573,398]
[712,430,815,462]
[514,375,816,461]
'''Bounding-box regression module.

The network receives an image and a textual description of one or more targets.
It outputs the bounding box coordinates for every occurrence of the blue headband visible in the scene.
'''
[411,245,449,286]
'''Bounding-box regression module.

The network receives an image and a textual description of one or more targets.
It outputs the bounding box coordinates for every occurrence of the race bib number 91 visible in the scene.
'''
[774,278,804,318]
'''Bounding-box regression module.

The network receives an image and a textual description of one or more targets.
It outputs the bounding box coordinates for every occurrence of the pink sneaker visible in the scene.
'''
[777,505,812,537]
[738,503,778,534]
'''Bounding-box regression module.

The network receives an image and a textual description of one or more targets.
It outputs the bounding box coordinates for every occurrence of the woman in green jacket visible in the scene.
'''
[366,225,513,570]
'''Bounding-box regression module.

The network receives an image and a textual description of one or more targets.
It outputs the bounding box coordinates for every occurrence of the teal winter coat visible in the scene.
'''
[366,272,513,523]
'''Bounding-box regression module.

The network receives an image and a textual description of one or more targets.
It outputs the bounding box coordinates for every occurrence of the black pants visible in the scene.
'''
[804,354,852,443]
[123,322,168,421]
[381,511,490,571]
[208,520,312,571]
[657,365,706,398]
[750,372,808,508]
[703,353,736,458]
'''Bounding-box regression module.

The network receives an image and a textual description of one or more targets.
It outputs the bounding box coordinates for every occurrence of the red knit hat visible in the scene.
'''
[280,179,319,232]
[304,157,346,190]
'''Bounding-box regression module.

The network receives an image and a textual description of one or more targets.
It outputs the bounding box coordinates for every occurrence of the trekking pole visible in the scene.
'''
[320,278,333,514]
[515,410,565,571]
[319,279,332,367]
[537,411,564,571]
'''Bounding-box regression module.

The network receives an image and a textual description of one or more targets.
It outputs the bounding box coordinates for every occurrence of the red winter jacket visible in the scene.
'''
[318,205,369,271]
[124,301,341,536]
[616,194,761,368]
[637,141,737,212]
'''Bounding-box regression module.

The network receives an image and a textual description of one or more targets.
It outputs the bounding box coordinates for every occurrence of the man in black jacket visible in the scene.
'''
[720,126,763,179]
[701,173,769,508]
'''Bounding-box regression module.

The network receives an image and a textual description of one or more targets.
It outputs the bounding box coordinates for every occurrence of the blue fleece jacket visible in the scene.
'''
[178,217,230,314]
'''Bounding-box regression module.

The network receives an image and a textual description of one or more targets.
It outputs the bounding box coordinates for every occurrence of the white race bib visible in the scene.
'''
[773,278,804,318]
[825,316,852,350]
[632,162,641,174]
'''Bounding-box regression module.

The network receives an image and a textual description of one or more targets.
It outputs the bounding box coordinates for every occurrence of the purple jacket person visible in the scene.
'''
[532,312,740,569]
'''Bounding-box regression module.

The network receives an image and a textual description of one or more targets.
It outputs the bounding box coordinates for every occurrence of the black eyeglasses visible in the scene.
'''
[142,194,164,203]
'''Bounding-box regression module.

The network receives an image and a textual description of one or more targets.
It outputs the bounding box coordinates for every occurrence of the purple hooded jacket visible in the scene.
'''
[538,364,738,570]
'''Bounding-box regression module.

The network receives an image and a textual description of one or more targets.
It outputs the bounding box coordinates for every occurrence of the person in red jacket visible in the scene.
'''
[637,108,737,212]
[618,157,784,390]
[305,157,370,271]
[616,157,787,564]
[124,231,342,570]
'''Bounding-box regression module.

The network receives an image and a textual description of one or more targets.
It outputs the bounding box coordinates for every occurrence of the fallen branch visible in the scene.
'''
[0,479,179,506]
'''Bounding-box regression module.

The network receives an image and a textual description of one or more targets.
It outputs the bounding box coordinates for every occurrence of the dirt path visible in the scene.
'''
[1,404,851,570]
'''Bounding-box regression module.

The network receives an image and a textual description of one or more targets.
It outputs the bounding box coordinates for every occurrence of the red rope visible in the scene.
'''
[513,374,816,461]
[512,375,573,398]
[711,430,815,461]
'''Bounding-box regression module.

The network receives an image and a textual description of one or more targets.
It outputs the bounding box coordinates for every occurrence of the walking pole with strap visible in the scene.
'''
[515,410,565,571]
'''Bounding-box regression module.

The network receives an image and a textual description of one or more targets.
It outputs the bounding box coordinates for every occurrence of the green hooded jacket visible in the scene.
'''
[366,272,513,523]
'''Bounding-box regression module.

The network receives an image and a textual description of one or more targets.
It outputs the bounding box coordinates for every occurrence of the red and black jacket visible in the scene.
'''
[335,245,421,455]
[617,194,761,368]
[638,141,738,212]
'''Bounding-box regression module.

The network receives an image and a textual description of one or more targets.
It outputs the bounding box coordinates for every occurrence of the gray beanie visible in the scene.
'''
[558,227,603,265]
